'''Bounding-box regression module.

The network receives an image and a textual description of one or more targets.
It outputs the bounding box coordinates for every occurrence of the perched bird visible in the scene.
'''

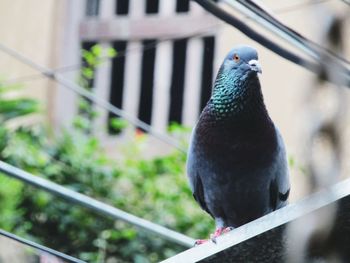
[187,45,290,244]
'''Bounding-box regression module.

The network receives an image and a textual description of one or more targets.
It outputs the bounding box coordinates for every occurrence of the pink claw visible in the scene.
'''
[194,227,234,246]
[194,239,209,246]
[210,227,234,243]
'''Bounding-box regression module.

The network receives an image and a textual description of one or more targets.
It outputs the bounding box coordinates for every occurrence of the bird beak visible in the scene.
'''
[248,59,262,74]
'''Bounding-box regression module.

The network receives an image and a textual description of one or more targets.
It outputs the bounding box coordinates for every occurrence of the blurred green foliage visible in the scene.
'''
[0,46,214,262]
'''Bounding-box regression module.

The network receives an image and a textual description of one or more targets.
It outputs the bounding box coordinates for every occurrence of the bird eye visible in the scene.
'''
[233,54,240,62]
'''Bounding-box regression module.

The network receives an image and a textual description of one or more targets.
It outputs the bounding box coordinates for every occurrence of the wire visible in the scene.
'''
[0,43,193,245]
[193,1,318,69]
[0,228,86,263]
[7,0,322,86]
[231,0,350,81]
[229,0,350,66]
[0,161,196,247]
[225,0,318,60]
[2,1,348,151]
[0,43,187,153]
[4,0,332,86]
[3,1,335,86]
[192,0,350,87]
[4,25,221,85]
[60,28,220,72]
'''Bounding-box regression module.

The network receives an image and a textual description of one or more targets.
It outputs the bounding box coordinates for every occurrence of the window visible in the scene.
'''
[146,0,159,14]
[116,0,129,15]
[80,0,218,135]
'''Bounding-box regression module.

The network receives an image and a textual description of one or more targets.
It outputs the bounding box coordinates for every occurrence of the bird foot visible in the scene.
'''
[194,239,209,246]
[194,227,234,246]
[210,227,234,244]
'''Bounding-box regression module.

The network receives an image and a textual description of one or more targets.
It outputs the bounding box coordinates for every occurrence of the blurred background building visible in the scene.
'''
[1,0,349,200]
[0,3,350,260]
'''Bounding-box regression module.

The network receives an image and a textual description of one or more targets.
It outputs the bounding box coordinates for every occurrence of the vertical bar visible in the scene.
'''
[199,36,215,112]
[122,42,142,130]
[54,0,85,128]
[115,0,129,15]
[92,0,115,136]
[182,3,205,126]
[138,40,157,127]
[100,0,116,18]
[151,0,176,132]
[159,0,176,15]
[93,44,113,136]
[145,0,160,14]
[108,41,127,134]
[176,0,190,13]
[129,0,145,17]
[81,41,97,90]
[168,38,188,124]
[152,41,173,132]
[121,0,144,133]
[182,38,203,126]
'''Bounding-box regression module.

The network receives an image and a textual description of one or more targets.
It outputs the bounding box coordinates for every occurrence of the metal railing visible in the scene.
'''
[0,161,195,248]
[0,228,86,263]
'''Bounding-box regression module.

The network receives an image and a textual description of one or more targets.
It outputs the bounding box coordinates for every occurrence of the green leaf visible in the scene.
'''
[110,117,128,131]
[0,77,211,262]
[0,98,39,121]
[82,67,94,79]
[0,174,24,230]
[106,47,117,58]
[72,116,91,131]
[288,155,295,168]
[91,44,102,56]
[82,50,95,66]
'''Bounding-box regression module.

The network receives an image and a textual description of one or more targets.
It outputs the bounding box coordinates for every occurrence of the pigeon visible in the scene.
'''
[186,45,290,244]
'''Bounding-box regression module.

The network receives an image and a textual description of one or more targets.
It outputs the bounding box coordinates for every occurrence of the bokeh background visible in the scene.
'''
[0,0,349,262]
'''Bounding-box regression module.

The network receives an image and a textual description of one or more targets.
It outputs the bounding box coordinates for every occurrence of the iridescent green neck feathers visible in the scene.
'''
[209,69,261,120]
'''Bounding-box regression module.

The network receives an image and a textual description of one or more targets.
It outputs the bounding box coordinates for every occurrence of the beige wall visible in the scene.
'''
[0,0,61,123]
[0,0,55,256]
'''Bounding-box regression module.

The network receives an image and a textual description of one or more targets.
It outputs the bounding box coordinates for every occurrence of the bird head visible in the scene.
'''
[222,45,262,76]
[211,45,264,118]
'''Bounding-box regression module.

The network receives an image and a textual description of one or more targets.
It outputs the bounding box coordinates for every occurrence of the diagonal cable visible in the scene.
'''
[192,0,350,87]
[340,0,350,5]
[228,0,350,66]
[3,24,221,86]
[193,0,318,69]
[0,161,195,247]
[0,228,86,263]
[3,1,332,87]
[0,43,187,153]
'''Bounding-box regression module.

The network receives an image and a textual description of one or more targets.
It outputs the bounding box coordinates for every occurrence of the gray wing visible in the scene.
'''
[186,131,213,217]
[269,128,290,210]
